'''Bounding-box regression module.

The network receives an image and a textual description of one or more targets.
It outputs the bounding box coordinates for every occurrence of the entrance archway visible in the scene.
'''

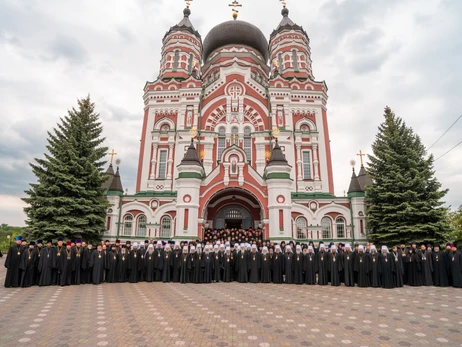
[214,205,253,230]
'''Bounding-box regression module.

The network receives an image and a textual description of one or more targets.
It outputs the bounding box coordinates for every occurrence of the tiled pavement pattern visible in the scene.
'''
[1,267,462,346]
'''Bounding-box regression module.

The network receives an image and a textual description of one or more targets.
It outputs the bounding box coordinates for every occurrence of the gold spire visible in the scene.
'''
[280,0,287,8]
[108,149,117,165]
[357,150,366,166]
[185,0,192,8]
[228,0,242,20]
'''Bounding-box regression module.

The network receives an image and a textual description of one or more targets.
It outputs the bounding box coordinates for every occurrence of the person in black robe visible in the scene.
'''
[341,244,355,286]
[33,240,43,285]
[369,246,381,287]
[20,241,38,287]
[303,246,317,285]
[201,246,214,283]
[378,246,394,289]
[180,246,191,283]
[53,238,66,285]
[162,245,173,282]
[284,246,294,284]
[233,245,240,281]
[72,239,84,285]
[431,245,449,286]
[212,245,222,282]
[293,245,304,284]
[235,244,249,283]
[260,247,271,283]
[172,243,182,282]
[138,244,146,282]
[79,242,89,284]
[419,244,433,286]
[248,245,260,283]
[106,246,118,283]
[154,243,164,282]
[316,245,329,285]
[144,245,156,282]
[450,244,462,288]
[128,243,141,283]
[406,248,422,286]
[58,241,75,286]
[391,246,404,287]
[354,245,371,287]
[38,240,56,286]
[328,245,341,286]
[117,245,129,282]
[218,245,226,281]
[90,245,105,284]
[4,236,25,288]
[272,245,284,284]
[222,247,234,282]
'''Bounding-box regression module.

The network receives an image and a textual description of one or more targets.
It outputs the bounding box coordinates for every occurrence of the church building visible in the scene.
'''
[103,2,371,243]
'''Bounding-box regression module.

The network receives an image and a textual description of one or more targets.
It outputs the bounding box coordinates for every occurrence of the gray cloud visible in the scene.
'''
[47,35,87,62]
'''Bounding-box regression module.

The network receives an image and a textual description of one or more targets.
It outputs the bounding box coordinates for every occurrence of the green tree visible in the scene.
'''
[22,96,108,243]
[366,106,451,245]
[448,205,462,244]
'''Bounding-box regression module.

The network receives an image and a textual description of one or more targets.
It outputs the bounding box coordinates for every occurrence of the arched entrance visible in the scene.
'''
[203,188,264,231]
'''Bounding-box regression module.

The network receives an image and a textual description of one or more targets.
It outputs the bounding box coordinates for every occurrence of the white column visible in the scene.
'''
[238,162,245,186]
[149,143,158,179]
[166,143,174,180]
[296,144,303,180]
[312,143,320,180]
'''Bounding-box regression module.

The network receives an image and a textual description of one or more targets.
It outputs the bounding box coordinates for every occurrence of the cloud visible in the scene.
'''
[47,35,87,62]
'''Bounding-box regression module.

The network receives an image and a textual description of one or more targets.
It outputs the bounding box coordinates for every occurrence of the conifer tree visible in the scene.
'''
[366,106,450,245]
[23,96,108,243]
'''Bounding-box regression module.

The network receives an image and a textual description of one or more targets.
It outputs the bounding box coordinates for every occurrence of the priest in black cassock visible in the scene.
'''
[81,242,92,284]
[354,245,371,287]
[212,245,222,282]
[391,246,404,287]
[180,246,191,283]
[341,244,355,287]
[201,246,214,283]
[106,245,118,283]
[34,240,43,285]
[272,245,284,284]
[58,241,75,286]
[303,246,317,285]
[450,244,462,288]
[328,245,341,286]
[4,236,25,288]
[138,244,146,282]
[154,243,164,282]
[90,244,106,285]
[369,246,381,287]
[316,244,329,285]
[248,245,260,283]
[38,240,56,286]
[117,245,129,282]
[172,242,182,282]
[260,247,271,283]
[284,245,294,284]
[293,245,304,285]
[162,244,173,282]
[54,238,66,285]
[378,246,394,288]
[431,245,449,287]
[406,248,422,286]
[128,243,141,283]
[235,244,249,283]
[20,241,38,287]
[144,244,156,282]
[420,244,433,286]
[222,246,234,282]
[72,239,84,285]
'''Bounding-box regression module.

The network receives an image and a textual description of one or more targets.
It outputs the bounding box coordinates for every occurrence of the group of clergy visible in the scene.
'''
[3,236,462,289]
[203,228,263,248]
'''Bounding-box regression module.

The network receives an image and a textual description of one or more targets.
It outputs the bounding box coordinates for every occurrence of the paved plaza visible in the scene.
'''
[1,266,462,347]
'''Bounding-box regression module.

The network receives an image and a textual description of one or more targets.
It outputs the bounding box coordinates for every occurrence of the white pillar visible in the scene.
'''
[150,143,158,179]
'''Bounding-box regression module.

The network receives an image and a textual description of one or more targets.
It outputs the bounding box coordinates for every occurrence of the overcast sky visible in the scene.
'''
[1,0,461,227]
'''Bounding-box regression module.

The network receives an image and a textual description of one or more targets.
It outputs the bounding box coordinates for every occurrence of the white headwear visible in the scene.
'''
[220,244,225,249]
[345,243,351,250]
[262,246,268,253]
[190,246,196,252]
[308,245,314,252]
[296,245,301,250]
[165,244,171,249]
[285,245,291,252]
[319,244,325,249]
[175,241,180,247]
[251,244,257,250]
[183,246,188,252]
[226,246,230,251]
[156,242,162,248]
[133,242,139,248]
[275,245,281,251]
[381,245,389,253]
[148,244,154,249]
[240,244,245,249]
[197,244,202,248]
[370,245,377,252]
[331,245,337,251]
[216,241,221,245]
[214,245,219,250]
[225,241,230,246]
[358,245,364,251]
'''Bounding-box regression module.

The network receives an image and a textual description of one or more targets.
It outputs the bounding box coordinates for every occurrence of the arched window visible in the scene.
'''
[292,49,299,70]
[161,216,171,238]
[231,126,238,145]
[296,217,307,239]
[217,126,226,161]
[123,215,133,236]
[321,217,331,239]
[137,215,147,237]
[173,50,179,70]
[336,217,345,238]
[243,126,251,162]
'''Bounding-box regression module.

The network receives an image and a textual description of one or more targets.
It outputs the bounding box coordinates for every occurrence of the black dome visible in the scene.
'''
[203,20,269,62]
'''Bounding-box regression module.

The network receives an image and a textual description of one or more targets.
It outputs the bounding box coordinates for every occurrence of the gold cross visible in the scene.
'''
[357,150,365,166]
[185,0,192,8]
[231,133,239,143]
[108,149,117,165]
[228,0,242,19]
[280,0,287,8]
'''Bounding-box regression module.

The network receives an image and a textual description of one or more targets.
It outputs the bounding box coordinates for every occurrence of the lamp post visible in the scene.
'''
[7,234,11,248]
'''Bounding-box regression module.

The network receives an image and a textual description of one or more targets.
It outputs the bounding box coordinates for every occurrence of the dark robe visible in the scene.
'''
[180,253,191,283]
[354,252,371,287]
[432,251,449,287]
[106,251,118,283]
[116,252,129,282]
[293,252,304,284]
[90,250,106,284]
[392,251,405,287]
[191,252,204,283]
[399,248,408,284]
[303,252,317,284]
[235,250,249,283]
[328,252,341,286]
[378,253,394,289]
[420,251,433,286]
[341,251,355,286]
[201,252,214,283]
[72,247,83,285]
[58,248,75,286]
[154,248,164,281]
[248,252,260,283]
[316,251,329,285]
[272,252,284,283]
[4,244,24,288]
[284,252,294,284]
[34,246,43,285]
[38,247,56,286]
[54,246,65,285]
[144,251,156,282]
[406,252,422,286]
[260,253,271,283]
[128,249,141,283]
[81,247,92,284]
[233,249,240,280]
[172,249,182,282]
[162,251,173,283]
[450,251,462,288]
[20,248,38,287]
[222,253,234,282]
[213,252,221,282]
[138,249,146,282]
[370,253,381,287]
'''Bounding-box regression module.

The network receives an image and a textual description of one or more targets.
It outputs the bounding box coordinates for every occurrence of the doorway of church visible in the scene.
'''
[214,206,252,230]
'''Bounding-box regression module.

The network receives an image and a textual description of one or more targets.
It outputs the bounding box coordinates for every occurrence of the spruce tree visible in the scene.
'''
[23,96,109,243]
[366,106,450,245]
